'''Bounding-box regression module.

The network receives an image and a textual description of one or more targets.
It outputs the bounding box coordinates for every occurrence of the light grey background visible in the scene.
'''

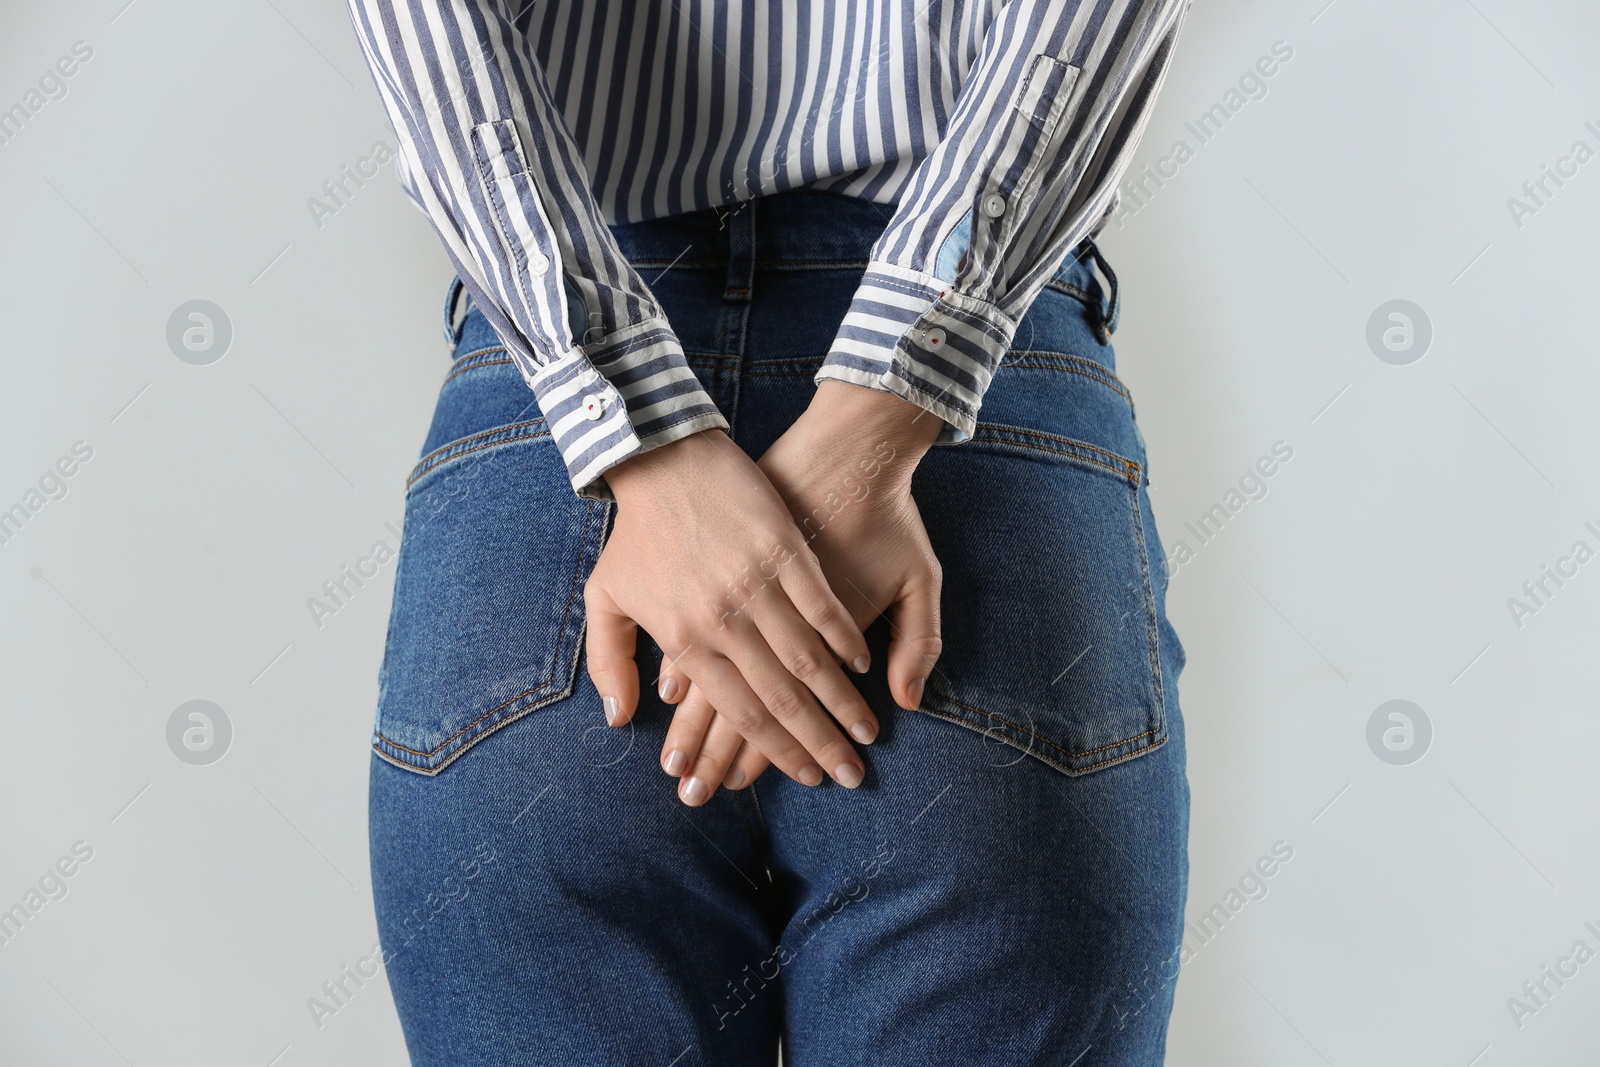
[2,1,1597,1064]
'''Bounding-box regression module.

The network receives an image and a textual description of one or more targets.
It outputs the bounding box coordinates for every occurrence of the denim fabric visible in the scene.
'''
[370,189,1189,1065]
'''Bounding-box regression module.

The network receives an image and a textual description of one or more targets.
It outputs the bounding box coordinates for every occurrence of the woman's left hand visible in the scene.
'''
[651,382,946,798]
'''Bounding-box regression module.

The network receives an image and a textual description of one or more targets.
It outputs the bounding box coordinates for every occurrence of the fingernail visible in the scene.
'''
[664,749,688,776]
[834,763,863,789]
[852,654,870,673]
[680,776,710,806]
[723,766,747,790]
[907,677,925,705]
[658,676,680,702]
[602,695,620,725]
[799,765,824,787]
[850,720,877,744]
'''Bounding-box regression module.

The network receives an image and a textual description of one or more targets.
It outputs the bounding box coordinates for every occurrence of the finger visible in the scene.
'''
[748,593,878,745]
[719,629,865,789]
[721,740,771,792]
[887,564,943,712]
[583,580,640,726]
[775,541,872,675]
[660,683,716,779]
[681,649,826,788]
[679,713,747,806]
[655,653,691,705]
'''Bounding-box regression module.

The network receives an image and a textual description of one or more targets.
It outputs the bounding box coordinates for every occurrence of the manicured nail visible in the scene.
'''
[658,675,681,702]
[680,776,710,806]
[664,749,688,776]
[852,654,870,673]
[799,765,824,787]
[907,677,925,705]
[723,766,747,790]
[602,695,620,725]
[835,763,864,789]
[850,720,877,745]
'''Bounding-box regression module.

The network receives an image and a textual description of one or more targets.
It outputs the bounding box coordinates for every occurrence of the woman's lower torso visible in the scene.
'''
[368,188,1190,1066]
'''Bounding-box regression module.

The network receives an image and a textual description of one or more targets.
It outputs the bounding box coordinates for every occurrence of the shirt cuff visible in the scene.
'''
[528,315,728,501]
[814,261,1018,441]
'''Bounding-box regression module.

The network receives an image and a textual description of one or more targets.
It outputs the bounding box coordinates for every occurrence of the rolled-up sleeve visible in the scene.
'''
[815,0,1191,440]
[346,0,728,500]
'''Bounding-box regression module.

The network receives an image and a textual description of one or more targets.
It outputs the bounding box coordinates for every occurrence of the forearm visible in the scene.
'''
[815,0,1191,440]
[346,0,727,499]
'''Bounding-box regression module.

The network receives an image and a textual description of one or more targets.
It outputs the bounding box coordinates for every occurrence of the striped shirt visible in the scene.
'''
[346,0,1191,498]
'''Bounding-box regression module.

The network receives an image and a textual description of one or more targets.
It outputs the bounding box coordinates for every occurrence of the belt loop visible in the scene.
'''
[442,276,468,348]
[1085,239,1119,340]
[722,198,755,304]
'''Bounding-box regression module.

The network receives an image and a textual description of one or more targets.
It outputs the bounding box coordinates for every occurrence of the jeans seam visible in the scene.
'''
[406,421,550,489]
[734,784,773,869]
[442,353,515,387]
[1041,278,1099,312]
[968,424,1141,485]
[1130,485,1169,734]
[448,344,507,365]
[997,353,1132,403]
[913,700,1166,778]
[929,692,1161,760]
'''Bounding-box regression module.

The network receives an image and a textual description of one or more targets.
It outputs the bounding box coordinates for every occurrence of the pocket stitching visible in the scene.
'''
[407,420,549,490]
[928,688,1162,760]
[968,423,1140,484]
[999,353,1132,404]
[442,356,516,389]
[449,344,507,366]
[371,499,604,770]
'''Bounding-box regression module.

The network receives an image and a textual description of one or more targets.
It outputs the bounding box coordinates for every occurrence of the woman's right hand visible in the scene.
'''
[650,382,946,800]
[583,429,880,796]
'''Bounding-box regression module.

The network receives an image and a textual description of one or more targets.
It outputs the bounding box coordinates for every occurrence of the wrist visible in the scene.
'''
[606,428,729,504]
[791,382,940,484]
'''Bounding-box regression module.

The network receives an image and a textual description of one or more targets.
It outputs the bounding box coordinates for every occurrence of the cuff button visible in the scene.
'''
[923,326,947,350]
[582,393,606,420]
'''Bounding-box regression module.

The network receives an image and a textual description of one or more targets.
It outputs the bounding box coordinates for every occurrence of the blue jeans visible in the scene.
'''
[369,190,1190,1066]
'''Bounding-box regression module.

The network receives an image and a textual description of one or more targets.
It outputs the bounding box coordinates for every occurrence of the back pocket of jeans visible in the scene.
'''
[373,409,608,776]
[914,423,1168,776]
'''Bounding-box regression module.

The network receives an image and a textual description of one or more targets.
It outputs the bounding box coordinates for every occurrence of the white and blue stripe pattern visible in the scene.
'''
[346,0,1191,497]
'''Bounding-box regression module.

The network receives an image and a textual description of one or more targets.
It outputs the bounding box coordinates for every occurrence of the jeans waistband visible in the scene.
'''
[609,189,894,265]
[445,189,1116,345]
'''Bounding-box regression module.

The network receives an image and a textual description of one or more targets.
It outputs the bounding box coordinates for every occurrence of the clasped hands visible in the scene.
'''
[583,382,944,805]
